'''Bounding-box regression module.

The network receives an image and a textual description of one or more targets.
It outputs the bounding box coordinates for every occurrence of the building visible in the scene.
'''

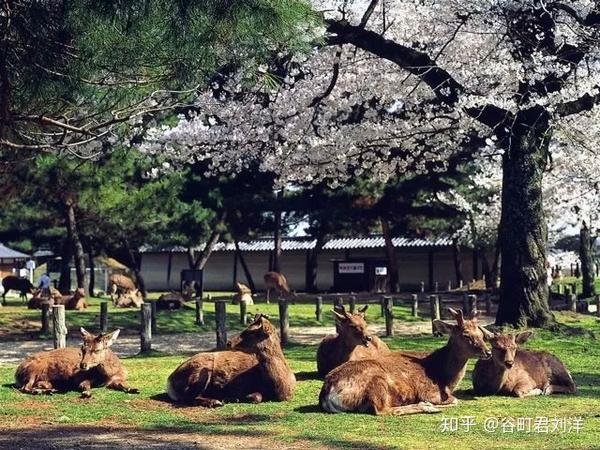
[140,236,484,293]
[0,243,30,279]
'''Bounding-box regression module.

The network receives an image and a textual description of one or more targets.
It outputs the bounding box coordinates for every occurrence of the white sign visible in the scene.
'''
[25,260,36,270]
[375,266,388,276]
[339,262,365,274]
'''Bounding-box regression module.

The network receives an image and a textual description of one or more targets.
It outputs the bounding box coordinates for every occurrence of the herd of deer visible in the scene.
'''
[13,295,576,416]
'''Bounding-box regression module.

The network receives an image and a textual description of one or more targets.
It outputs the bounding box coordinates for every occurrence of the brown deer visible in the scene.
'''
[319,308,492,415]
[56,288,88,310]
[109,274,137,305]
[15,328,138,398]
[166,314,295,407]
[264,271,294,303]
[28,287,63,309]
[472,331,576,397]
[232,282,254,305]
[316,305,390,377]
[115,288,144,308]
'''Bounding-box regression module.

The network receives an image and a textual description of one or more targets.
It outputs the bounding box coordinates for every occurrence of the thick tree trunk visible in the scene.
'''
[123,239,146,298]
[58,239,72,294]
[272,190,284,272]
[381,217,399,293]
[495,107,554,328]
[234,239,255,292]
[580,221,595,298]
[452,239,463,285]
[65,202,86,290]
[306,230,326,293]
[88,249,96,297]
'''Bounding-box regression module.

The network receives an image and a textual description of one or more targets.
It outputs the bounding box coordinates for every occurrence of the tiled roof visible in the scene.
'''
[141,235,452,253]
[0,243,30,259]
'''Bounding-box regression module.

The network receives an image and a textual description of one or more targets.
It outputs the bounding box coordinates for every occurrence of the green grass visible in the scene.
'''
[552,277,600,297]
[0,293,418,341]
[0,312,599,449]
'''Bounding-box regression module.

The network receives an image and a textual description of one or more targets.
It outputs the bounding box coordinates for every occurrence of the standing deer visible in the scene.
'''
[108,273,137,305]
[166,314,295,407]
[319,308,492,415]
[316,305,390,377]
[264,271,294,303]
[15,328,138,398]
[2,276,34,303]
[232,282,254,305]
[472,331,576,397]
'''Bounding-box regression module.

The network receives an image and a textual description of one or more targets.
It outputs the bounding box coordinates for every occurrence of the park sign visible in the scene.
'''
[338,262,365,274]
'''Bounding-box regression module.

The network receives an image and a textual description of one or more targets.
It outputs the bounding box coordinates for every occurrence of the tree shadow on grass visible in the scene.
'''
[294,404,321,413]
[294,370,320,381]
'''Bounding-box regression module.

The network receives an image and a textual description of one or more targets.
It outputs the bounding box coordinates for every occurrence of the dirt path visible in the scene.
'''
[0,319,494,365]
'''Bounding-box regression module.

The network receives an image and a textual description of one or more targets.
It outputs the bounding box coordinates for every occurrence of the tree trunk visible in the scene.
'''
[123,239,147,298]
[495,107,554,328]
[480,248,493,289]
[452,239,463,285]
[88,249,96,297]
[188,211,227,270]
[65,202,86,290]
[272,190,284,272]
[58,239,72,294]
[381,217,399,293]
[234,239,255,292]
[306,229,326,293]
[580,221,595,298]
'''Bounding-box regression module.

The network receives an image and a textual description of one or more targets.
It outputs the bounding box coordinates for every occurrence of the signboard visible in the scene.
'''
[375,266,388,276]
[338,262,365,274]
[25,260,36,270]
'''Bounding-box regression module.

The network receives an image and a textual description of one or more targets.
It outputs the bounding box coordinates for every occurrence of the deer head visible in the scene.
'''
[433,308,492,359]
[487,330,533,368]
[79,328,120,370]
[332,305,372,347]
[227,314,278,351]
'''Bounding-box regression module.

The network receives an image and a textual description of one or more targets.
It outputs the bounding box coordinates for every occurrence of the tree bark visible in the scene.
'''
[381,217,399,293]
[234,238,255,292]
[88,248,96,297]
[58,239,72,294]
[272,190,284,272]
[65,202,86,290]
[495,107,554,328]
[452,239,463,285]
[580,221,595,297]
[188,210,227,270]
[306,229,327,293]
[123,239,146,298]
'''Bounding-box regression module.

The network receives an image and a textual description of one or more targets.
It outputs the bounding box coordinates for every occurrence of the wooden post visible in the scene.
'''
[41,302,50,334]
[278,300,289,346]
[411,294,419,318]
[420,281,425,294]
[380,296,385,317]
[150,300,157,334]
[468,294,477,316]
[447,280,452,291]
[52,305,67,349]
[571,283,578,296]
[485,293,492,316]
[215,300,227,350]
[195,299,204,325]
[569,294,577,313]
[240,300,248,325]
[348,295,356,313]
[564,285,571,303]
[462,293,469,313]
[429,295,441,336]
[315,296,323,321]
[434,281,439,292]
[140,303,152,353]
[596,295,600,318]
[100,302,108,333]
[334,296,343,309]
[383,296,393,337]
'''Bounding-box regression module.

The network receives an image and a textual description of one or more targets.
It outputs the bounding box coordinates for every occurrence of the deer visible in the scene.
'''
[316,305,390,377]
[472,331,576,397]
[232,282,254,305]
[2,275,34,304]
[115,288,144,308]
[264,271,294,303]
[15,328,138,398]
[108,273,137,305]
[166,314,296,407]
[319,308,492,415]
[56,288,88,310]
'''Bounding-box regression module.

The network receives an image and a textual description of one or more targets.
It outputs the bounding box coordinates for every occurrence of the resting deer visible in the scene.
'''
[319,308,492,415]
[15,328,138,398]
[232,282,254,305]
[264,271,294,303]
[317,305,390,377]
[472,331,576,397]
[166,314,295,407]
[56,288,88,310]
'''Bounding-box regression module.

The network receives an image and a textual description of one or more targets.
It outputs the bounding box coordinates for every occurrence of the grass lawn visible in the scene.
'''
[552,277,600,297]
[0,293,418,341]
[0,312,598,449]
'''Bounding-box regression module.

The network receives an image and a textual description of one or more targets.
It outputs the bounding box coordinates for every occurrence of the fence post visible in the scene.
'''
[447,280,452,291]
[215,300,227,350]
[434,281,439,293]
[485,293,492,316]
[380,296,385,317]
[41,302,50,334]
[316,296,323,321]
[150,300,157,334]
[100,302,108,333]
[462,293,469,313]
[569,293,577,313]
[411,294,419,318]
[140,303,152,353]
[596,295,600,318]
[240,301,248,325]
[52,304,67,349]
[571,283,578,296]
[334,296,343,309]
[429,295,441,336]
[468,294,478,316]
[195,298,204,325]
[349,296,356,313]
[384,296,393,337]
[279,300,289,346]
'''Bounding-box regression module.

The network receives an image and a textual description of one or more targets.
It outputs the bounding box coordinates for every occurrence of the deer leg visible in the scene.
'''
[514,386,543,398]
[106,378,139,394]
[245,392,263,404]
[192,395,224,408]
[389,402,443,416]
[31,380,57,395]
[543,384,576,395]
[78,380,93,398]
[266,289,270,304]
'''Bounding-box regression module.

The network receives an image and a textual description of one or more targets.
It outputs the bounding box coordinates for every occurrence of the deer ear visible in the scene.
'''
[447,308,465,327]
[80,327,92,339]
[104,329,120,347]
[332,310,347,321]
[515,330,533,345]
[479,326,495,341]
[432,319,455,335]
[358,304,369,314]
